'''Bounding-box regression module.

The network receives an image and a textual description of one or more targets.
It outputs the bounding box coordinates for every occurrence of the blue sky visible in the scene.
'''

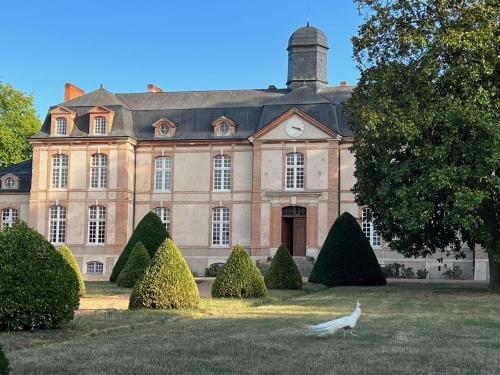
[0,0,362,117]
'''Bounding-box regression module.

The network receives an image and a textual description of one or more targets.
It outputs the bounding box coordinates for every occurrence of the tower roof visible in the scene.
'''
[288,25,328,49]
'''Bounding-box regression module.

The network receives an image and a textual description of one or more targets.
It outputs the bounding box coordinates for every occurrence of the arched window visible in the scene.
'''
[1,208,18,229]
[159,124,169,136]
[213,155,231,191]
[51,154,68,189]
[286,152,304,190]
[212,207,229,246]
[91,153,108,189]
[4,177,15,189]
[155,157,172,191]
[49,205,66,244]
[153,207,171,233]
[56,117,67,135]
[86,261,103,274]
[94,116,106,135]
[88,205,106,244]
[362,208,381,248]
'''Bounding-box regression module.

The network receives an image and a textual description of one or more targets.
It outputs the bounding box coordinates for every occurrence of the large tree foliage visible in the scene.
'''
[0,81,40,167]
[347,0,499,289]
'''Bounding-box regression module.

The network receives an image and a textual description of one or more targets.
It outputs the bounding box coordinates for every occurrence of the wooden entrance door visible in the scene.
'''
[281,206,307,256]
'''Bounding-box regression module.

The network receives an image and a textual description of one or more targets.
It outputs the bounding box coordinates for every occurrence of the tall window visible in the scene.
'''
[1,208,18,230]
[286,152,304,190]
[155,157,172,191]
[153,207,171,233]
[362,208,381,248]
[213,155,231,191]
[56,117,67,135]
[49,205,66,244]
[87,261,103,274]
[94,117,106,135]
[52,154,68,189]
[91,154,108,189]
[88,205,106,244]
[4,177,15,189]
[212,207,229,246]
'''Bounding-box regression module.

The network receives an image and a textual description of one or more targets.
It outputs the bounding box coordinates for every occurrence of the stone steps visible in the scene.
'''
[256,256,315,278]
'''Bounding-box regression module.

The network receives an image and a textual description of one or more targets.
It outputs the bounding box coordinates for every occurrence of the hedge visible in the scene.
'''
[129,238,200,310]
[265,244,302,289]
[0,221,80,330]
[117,242,151,288]
[0,345,9,375]
[211,245,267,298]
[110,212,169,282]
[309,212,386,287]
[58,244,86,296]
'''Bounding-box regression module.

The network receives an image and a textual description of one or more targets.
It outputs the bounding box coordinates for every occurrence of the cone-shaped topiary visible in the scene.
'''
[0,345,9,375]
[129,238,200,310]
[265,244,302,289]
[211,245,267,298]
[117,242,151,288]
[0,221,80,331]
[309,212,386,286]
[58,244,86,296]
[110,211,169,282]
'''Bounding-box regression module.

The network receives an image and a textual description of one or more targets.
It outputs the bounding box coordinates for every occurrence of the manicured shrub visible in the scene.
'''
[206,262,225,277]
[416,269,429,279]
[309,212,386,287]
[110,212,169,282]
[265,244,302,289]
[0,221,80,331]
[129,238,200,310]
[211,245,267,298]
[117,242,151,288]
[0,345,9,375]
[58,244,86,296]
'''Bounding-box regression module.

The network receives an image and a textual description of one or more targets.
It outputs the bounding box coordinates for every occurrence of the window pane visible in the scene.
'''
[212,207,230,246]
[213,155,231,191]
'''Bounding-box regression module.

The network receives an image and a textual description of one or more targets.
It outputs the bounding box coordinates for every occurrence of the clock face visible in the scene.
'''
[285,117,305,138]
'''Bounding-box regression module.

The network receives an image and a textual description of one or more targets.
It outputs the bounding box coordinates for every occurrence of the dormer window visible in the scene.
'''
[56,118,68,135]
[49,106,76,136]
[1,174,19,190]
[94,117,106,135]
[5,177,15,189]
[89,105,115,136]
[153,118,176,137]
[212,116,236,137]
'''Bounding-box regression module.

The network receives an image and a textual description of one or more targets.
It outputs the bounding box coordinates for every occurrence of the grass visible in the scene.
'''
[2,280,500,374]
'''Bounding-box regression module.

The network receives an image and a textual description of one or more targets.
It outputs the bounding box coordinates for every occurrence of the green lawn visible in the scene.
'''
[2,281,499,374]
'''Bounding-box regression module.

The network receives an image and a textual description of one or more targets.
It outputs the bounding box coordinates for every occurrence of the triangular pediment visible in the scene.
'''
[49,105,76,115]
[251,107,340,141]
[89,105,114,114]
[152,117,176,128]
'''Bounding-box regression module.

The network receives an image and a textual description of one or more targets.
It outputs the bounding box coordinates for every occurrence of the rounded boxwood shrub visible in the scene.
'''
[206,262,225,277]
[265,244,302,289]
[0,221,80,331]
[110,212,169,282]
[211,245,267,298]
[117,242,151,288]
[129,238,200,310]
[309,212,386,287]
[0,345,9,375]
[58,244,86,296]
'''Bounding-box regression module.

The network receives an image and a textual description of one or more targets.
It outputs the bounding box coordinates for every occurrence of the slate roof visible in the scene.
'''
[32,85,354,141]
[0,159,32,193]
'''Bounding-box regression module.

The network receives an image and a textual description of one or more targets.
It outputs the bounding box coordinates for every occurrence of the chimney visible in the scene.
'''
[340,81,348,87]
[147,84,163,93]
[64,83,85,101]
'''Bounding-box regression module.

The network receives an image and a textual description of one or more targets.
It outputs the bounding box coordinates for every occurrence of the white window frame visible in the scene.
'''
[153,207,171,233]
[51,154,68,189]
[56,117,67,135]
[49,205,66,244]
[285,152,304,190]
[88,205,106,244]
[1,208,18,230]
[213,155,231,191]
[86,261,104,274]
[4,177,15,189]
[362,207,381,248]
[154,157,172,192]
[94,116,106,135]
[212,207,230,247]
[90,154,108,189]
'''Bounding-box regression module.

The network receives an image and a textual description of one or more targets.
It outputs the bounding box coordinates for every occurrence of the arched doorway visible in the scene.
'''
[281,206,307,256]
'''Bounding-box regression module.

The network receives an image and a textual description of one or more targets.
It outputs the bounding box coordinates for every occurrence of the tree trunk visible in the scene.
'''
[488,253,500,292]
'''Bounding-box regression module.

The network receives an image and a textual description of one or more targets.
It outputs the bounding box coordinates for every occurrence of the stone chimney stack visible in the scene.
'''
[64,83,85,101]
[148,84,163,93]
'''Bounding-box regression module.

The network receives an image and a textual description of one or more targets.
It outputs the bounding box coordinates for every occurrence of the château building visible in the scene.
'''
[0,25,489,280]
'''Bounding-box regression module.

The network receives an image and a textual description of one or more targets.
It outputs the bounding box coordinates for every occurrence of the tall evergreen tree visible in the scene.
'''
[265,244,302,289]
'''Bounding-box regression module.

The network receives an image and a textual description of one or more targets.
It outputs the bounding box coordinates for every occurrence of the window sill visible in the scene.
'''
[87,243,106,246]
[154,190,172,193]
[211,245,230,249]
[212,190,231,193]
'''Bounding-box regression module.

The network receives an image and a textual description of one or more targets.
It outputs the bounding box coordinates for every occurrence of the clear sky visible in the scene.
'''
[0,0,363,117]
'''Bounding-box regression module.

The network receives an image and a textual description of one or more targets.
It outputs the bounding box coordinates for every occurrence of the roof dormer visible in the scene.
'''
[48,106,77,136]
[0,174,20,190]
[89,105,115,136]
[153,118,177,138]
[212,116,236,137]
